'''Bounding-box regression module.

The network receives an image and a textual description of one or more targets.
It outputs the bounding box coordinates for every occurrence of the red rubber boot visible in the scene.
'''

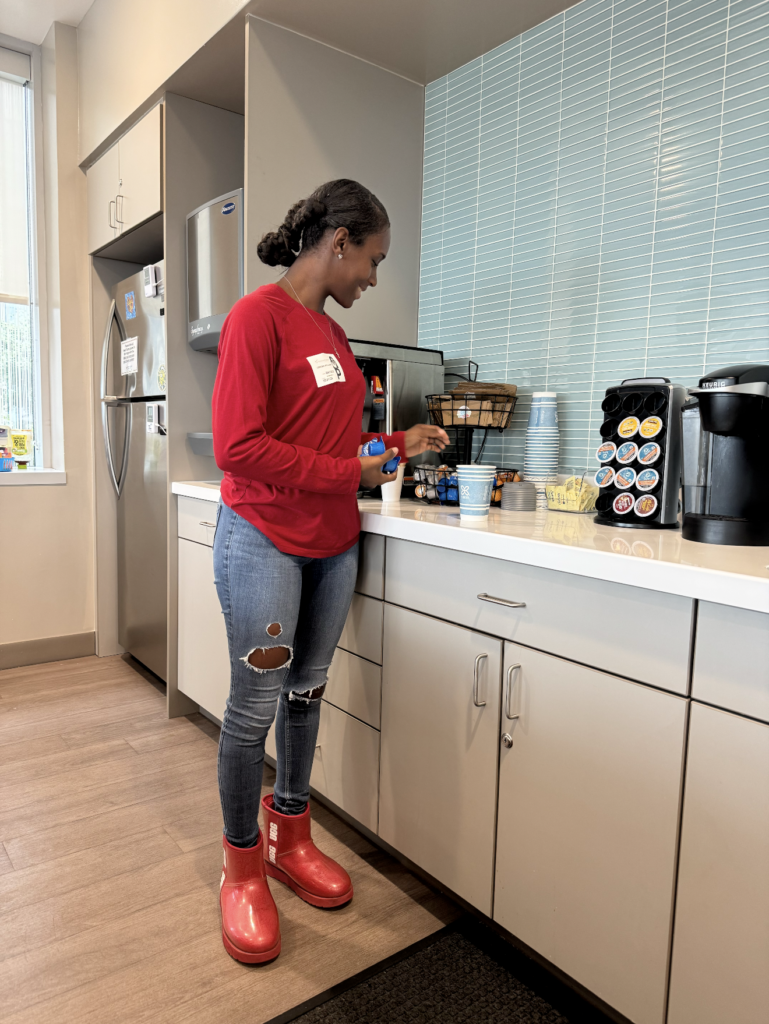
[261,794,353,908]
[220,833,281,963]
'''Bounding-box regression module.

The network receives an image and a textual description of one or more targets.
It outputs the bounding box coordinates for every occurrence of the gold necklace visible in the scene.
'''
[284,277,340,358]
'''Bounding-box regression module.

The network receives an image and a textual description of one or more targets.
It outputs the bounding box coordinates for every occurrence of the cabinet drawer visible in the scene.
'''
[177,495,218,546]
[325,647,381,729]
[356,532,385,599]
[338,593,383,665]
[310,701,380,833]
[693,603,769,722]
[385,539,692,693]
[177,538,230,720]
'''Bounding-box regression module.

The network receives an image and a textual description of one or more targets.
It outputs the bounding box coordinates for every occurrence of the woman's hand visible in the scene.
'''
[359,448,399,489]
[404,424,450,458]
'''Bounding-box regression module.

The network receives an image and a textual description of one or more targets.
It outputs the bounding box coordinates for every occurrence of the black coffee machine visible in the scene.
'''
[682,364,769,545]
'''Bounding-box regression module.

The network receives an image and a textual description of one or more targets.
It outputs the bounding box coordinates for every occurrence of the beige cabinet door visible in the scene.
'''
[668,704,769,1024]
[117,104,163,234]
[86,143,119,254]
[177,538,230,720]
[379,603,502,915]
[311,701,380,833]
[494,644,686,1024]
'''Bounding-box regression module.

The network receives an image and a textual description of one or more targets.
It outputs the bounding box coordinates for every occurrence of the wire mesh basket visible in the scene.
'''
[426,392,517,429]
[413,465,519,506]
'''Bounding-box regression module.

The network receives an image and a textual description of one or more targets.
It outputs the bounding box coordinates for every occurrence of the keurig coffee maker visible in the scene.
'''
[682,364,769,545]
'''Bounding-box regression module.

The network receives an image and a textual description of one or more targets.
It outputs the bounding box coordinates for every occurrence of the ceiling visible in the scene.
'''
[0,0,93,45]
[240,0,582,85]
[165,0,581,120]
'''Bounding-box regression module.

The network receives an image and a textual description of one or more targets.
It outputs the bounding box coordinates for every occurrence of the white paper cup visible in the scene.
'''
[380,463,406,502]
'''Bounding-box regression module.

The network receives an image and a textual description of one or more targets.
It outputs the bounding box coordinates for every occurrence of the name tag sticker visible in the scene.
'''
[307,352,346,388]
[121,337,139,375]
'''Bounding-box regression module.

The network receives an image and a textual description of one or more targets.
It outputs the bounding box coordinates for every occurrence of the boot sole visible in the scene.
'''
[222,929,281,964]
[265,862,353,908]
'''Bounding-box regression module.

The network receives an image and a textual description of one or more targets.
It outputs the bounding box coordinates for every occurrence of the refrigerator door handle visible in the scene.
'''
[101,300,130,497]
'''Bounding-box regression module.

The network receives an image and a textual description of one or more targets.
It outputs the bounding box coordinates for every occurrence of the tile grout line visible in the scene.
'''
[702,0,732,378]
[643,0,670,380]
[586,0,615,470]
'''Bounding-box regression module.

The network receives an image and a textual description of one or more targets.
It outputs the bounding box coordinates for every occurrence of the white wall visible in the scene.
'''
[77,0,246,161]
[245,19,424,346]
[0,23,95,650]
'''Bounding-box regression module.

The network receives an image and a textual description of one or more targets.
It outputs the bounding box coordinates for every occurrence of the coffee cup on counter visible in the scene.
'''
[457,465,497,519]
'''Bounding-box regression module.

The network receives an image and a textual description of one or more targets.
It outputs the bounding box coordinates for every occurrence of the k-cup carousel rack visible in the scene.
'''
[593,378,686,530]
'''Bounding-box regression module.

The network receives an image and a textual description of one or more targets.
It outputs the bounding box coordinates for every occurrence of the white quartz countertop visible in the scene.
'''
[171,481,769,614]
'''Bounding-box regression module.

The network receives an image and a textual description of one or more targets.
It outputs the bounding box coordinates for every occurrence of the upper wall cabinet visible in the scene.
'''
[87,104,163,255]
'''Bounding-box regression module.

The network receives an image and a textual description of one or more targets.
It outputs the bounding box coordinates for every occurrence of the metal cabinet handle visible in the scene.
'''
[108,199,116,229]
[473,653,488,707]
[199,521,216,528]
[505,664,521,721]
[477,593,526,609]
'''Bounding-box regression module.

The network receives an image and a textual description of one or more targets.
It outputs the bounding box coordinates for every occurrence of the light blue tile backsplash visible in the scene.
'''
[419,0,769,470]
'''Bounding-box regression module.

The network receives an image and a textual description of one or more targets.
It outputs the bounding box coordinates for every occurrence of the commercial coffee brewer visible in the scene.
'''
[682,363,769,545]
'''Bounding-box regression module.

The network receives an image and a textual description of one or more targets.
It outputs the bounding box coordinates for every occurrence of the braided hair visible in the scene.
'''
[257,179,389,267]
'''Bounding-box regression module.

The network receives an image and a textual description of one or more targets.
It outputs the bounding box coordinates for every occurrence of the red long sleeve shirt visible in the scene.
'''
[212,283,406,558]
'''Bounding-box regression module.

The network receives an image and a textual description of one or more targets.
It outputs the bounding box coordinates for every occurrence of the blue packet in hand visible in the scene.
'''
[360,436,401,473]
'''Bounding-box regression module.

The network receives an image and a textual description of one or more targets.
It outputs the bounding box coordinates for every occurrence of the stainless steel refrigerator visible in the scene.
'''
[100,261,167,680]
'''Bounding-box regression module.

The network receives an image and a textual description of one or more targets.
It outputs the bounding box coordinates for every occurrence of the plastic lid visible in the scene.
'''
[616,441,639,464]
[612,492,635,515]
[637,441,661,465]
[639,416,663,438]
[636,468,659,491]
[596,441,617,463]
[618,417,640,439]
[634,494,658,518]
[595,466,615,488]
[615,467,636,490]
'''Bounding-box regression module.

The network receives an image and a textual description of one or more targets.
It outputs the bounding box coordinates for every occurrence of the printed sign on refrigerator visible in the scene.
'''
[121,337,139,375]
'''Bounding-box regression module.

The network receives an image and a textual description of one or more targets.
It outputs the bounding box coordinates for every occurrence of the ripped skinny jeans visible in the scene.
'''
[213,500,359,848]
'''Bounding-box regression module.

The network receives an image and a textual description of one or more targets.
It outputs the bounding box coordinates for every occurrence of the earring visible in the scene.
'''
[337,253,343,260]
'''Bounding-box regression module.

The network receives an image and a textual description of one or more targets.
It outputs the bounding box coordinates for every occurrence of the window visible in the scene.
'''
[0,47,40,468]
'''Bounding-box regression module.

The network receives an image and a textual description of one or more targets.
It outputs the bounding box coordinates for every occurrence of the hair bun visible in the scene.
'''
[295,198,327,226]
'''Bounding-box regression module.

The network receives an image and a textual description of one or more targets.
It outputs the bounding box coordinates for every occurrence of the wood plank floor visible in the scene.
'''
[0,655,457,1024]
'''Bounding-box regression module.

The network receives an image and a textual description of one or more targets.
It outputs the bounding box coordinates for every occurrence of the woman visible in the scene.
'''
[211,179,448,964]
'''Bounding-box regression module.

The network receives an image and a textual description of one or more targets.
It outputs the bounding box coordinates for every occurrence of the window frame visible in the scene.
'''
[0,34,64,485]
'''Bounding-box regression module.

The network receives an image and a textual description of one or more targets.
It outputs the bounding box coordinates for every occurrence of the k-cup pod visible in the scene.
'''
[637,441,661,466]
[615,466,636,490]
[634,494,658,518]
[601,393,622,415]
[618,416,640,439]
[595,466,615,488]
[639,416,663,439]
[636,468,660,492]
[596,441,617,463]
[612,492,635,515]
[621,392,643,415]
[360,435,401,473]
[616,441,639,464]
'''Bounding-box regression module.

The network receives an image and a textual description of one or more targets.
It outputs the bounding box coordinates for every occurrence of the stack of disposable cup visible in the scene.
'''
[523,392,559,508]
[456,464,497,519]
